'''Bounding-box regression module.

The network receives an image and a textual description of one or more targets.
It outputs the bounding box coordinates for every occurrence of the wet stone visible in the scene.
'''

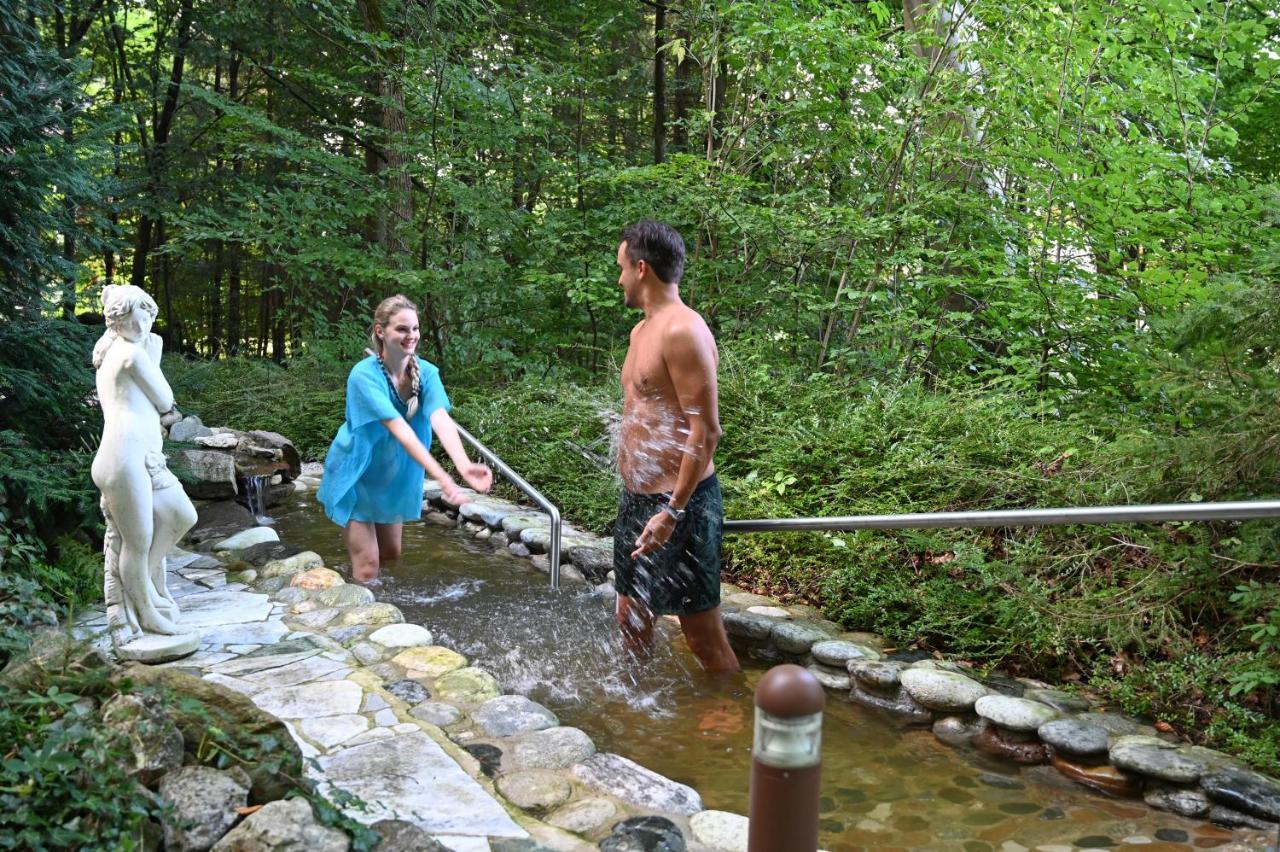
[513,726,595,770]
[1155,828,1190,842]
[1075,837,1116,849]
[434,668,501,704]
[722,611,776,641]
[313,584,375,608]
[463,743,503,777]
[932,714,988,747]
[392,646,467,678]
[1209,804,1280,831]
[547,797,617,834]
[807,663,850,691]
[474,695,558,738]
[1022,688,1090,713]
[385,679,430,705]
[974,694,1059,731]
[1076,711,1151,737]
[1038,718,1110,757]
[900,668,990,713]
[600,816,685,852]
[771,620,831,654]
[495,769,571,811]
[810,639,880,667]
[978,773,1025,790]
[1109,735,1205,784]
[1145,782,1211,817]
[849,681,933,724]
[998,802,1041,815]
[350,641,387,666]
[409,701,462,727]
[1050,754,1143,798]
[849,659,907,691]
[940,786,975,804]
[982,675,1026,697]
[1200,768,1280,822]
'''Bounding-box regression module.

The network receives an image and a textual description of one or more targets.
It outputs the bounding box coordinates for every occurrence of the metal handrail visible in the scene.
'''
[724,500,1280,534]
[455,424,563,589]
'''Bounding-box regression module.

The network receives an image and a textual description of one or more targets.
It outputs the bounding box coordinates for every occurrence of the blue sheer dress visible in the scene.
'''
[317,355,450,527]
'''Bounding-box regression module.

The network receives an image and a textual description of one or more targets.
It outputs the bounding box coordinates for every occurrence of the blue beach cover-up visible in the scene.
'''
[317,355,450,527]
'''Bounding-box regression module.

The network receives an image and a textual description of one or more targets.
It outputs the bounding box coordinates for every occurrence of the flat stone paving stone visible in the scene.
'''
[811,639,881,667]
[313,732,527,838]
[974,694,1060,731]
[1037,718,1111,757]
[241,655,351,687]
[300,714,371,749]
[1109,735,1205,784]
[202,673,265,696]
[900,668,990,712]
[571,752,703,816]
[177,589,274,629]
[208,649,320,676]
[254,679,363,718]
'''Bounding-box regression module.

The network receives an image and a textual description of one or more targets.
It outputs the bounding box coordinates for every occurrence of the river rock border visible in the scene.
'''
[413,480,1280,841]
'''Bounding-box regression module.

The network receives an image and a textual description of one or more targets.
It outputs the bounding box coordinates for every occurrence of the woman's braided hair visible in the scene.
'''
[368,294,421,419]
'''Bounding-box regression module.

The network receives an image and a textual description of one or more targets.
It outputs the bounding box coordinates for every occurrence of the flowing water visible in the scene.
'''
[272,497,1262,851]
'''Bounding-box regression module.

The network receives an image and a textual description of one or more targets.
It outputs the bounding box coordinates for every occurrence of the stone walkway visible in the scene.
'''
[74,545,746,852]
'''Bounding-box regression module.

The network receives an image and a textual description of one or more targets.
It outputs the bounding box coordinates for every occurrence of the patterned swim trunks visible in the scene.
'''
[613,474,723,616]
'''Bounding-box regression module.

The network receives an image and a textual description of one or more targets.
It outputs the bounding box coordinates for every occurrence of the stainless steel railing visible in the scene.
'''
[724,500,1280,534]
[455,424,563,589]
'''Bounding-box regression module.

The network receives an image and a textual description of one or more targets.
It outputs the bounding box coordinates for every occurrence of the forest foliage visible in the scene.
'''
[2,0,1280,766]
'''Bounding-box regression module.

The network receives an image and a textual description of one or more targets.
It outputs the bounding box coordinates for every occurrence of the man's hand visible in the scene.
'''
[460,462,493,493]
[630,511,677,559]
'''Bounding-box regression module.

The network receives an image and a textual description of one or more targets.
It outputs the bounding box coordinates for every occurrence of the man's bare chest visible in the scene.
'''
[622,335,671,399]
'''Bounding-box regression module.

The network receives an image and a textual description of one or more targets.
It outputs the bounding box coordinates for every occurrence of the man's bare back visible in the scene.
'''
[619,304,718,495]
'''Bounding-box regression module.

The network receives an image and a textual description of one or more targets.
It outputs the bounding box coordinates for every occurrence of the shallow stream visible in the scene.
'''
[273,497,1257,851]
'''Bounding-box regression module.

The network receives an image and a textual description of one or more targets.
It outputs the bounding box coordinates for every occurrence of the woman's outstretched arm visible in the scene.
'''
[381,417,470,503]
[429,409,493,492]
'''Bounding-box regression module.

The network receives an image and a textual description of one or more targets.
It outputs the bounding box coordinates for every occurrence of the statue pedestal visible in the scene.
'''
[115,631,201,663]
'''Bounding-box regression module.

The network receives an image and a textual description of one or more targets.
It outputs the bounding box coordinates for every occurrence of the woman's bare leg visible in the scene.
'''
[344,521,381,582]
[374,523,404,562]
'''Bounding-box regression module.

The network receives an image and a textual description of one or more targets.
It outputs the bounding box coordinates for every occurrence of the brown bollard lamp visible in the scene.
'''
[748,664,826,852]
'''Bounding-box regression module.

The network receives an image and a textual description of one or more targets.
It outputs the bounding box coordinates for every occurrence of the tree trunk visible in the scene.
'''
[653,1,667,164]
[672,26,696,151]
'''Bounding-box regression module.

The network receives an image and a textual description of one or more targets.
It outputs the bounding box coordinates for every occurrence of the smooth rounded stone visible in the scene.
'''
[350,641,388,666]
[366,662,399,682]
[1038,718,1110,757]
[723,611,776,641]
[409,701,462,727]
[495,769,572,811]
[474,695,559,738]
[385,679,430,705]
[102,693,185,782]
[338,603,404,627]
[255,575,290,594]
[1200,768,1280,822]
[1023,688,1090,713]
[1109,735,1204,783]
[490,531,510,548]
[210,796,348,852]
[291,567,344,590]
[747,605,791,619]
[1074,711,1151,737]
[370,820,449,852]
[158,765,250,851]
[227,569,258,585]
[849,682,932,724]
[810,639,881,667]
[981,674,1026,697]
[771,620,832,654]
[260,551,324,578]
[501,513,550,536]
[900,669,990,713]
[424,510,455,526]
[974,725,1048,764]
[459,498,521,528]
[290,599,324,615]
[567,545,612,581]
[237,541,303,567]
[474,528,492,540]
[547,797,617,833]
[689,810,748,852]
[169,414,213,443]
[932,715,989,748]
[1049,754,1142,797]
[530,554,551,573]
[974,695,1060,732]
[509,542,531,558]
[1209,804,1280,830]
[600,816,685,852]
[849,659,907,691]
[908,659,968,674]
[1144,782,1210,817]
[463,521,486,534]
[289,607,341,629]
[392,646,467,678]
[593,581,618,603]
[327,625,373,646]
[213,526,279,551]
[726,592,777,608]
[271,586,311,604]
[433,667,501,704]
[511,726,596,770]
[313,584,375,608]
[369,623,434,648]
[807,663,850,691]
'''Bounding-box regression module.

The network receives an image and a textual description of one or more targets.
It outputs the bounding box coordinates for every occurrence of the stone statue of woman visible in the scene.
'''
[92,284,199,660]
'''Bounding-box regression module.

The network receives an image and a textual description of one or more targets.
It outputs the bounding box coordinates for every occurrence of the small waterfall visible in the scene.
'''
[244,474,274,525]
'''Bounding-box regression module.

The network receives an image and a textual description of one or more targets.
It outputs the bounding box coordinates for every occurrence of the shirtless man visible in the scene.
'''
[613,220,740,674]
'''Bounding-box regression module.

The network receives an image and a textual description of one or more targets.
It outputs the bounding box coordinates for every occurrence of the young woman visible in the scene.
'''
[317,295,492,581]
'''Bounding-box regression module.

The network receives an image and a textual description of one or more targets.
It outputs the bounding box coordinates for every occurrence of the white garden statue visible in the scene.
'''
[91,284,200,661]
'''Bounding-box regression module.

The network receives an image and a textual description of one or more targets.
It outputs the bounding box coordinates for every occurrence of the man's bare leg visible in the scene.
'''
[344,521,381,582]
[617,593,657,659]
[678,606,740,674]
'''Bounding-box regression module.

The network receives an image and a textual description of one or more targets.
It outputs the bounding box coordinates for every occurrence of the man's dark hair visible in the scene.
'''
[621,220,685,285]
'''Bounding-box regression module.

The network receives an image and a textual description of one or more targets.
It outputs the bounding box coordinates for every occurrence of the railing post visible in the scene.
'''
[749,664,825,852]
